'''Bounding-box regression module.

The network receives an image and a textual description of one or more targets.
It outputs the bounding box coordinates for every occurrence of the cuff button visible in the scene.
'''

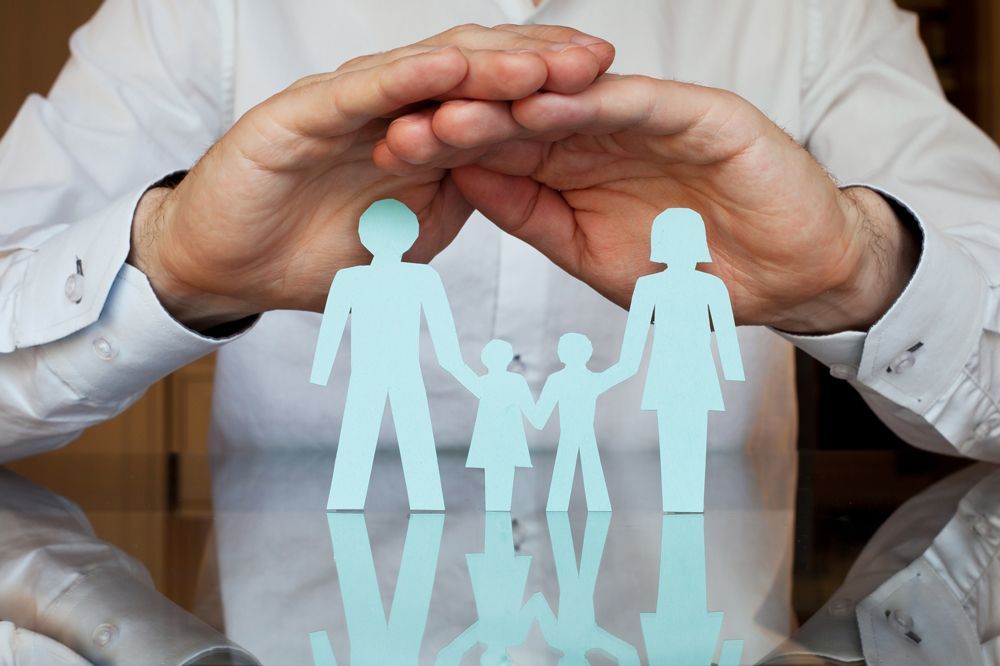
[64,273,84,303]
[93,337,118,361]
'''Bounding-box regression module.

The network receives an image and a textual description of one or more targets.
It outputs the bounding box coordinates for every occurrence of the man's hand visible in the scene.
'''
[378,75,919,334]
[127,25,615,330]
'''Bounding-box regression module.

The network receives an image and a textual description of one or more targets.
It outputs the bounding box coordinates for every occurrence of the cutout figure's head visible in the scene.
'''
[358,198,419,258]
[557,332,593,366]
[481,339,514,372]
[650,207,712,267]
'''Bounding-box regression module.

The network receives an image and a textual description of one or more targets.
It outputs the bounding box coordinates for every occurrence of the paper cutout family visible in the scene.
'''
[307,512,744,665]
[310,199,744,513]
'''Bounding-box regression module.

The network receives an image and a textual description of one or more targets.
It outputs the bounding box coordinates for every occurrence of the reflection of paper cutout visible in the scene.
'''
[718,639,744,666]
[535,512,640,665]
[309,512,444,665]
[607,208,744,513]
[466,340,536,512]
[641,514,731,665]
[435,512,547,664]
[310,199,476,511]
[533,334,620,512]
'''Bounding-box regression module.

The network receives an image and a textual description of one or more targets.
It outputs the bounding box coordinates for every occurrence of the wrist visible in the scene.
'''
[127,187,256,331]
[773,187,919,334]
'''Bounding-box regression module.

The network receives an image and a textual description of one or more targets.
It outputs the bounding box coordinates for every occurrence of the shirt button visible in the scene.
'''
[829,364,857,380]
[889,351,915,374]
[828,597,854,617]
[889,609,914,632]
[64,273,84,303]
[510,354,527,373]
[92,623,118,648]
[92,337,117,361]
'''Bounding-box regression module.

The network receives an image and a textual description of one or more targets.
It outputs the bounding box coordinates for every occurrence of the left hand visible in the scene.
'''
[375,74,919,334]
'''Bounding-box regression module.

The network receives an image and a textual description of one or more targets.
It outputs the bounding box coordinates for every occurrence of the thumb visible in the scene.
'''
[450,164,581,275]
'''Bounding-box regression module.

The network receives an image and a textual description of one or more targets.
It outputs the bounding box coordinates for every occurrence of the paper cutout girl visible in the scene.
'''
[435,512,549,665]
[608,208,744,513]
[533,333,622,512]
[465,339,536,512]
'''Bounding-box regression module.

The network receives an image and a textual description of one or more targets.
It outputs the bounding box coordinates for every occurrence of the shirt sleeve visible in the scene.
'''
[786,0,1000,460]
[0,0,242,458]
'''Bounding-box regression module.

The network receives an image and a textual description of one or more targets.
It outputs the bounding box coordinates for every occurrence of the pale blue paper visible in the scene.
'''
[309,512,444,665]
[466,340,536,512]
[435,512,547,665]
[535,512,640,665]
[641,514,725,665]
[607,208,744,513]
[532,334,620,512]
[718,639,745,666]
[310,199,476,511]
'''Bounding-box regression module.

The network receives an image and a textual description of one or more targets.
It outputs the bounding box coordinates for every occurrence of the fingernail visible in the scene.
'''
[547,42,580,53]
[570,34,605,46]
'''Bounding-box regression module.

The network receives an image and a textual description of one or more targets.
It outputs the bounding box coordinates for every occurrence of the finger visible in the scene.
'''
[492,23,616,80]
[450,164,582,275]
[511,75,760,162]
[266,47,469,138]
[422,23,609,95]
[404,173,474,264]
[430,100,526,150]
[382,108,453,165]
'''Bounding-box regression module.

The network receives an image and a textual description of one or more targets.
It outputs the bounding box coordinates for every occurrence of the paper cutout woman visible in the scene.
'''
[466,340,536,512]
[435,512,549,665]
[533,333,622,512]
[608,208,744,513]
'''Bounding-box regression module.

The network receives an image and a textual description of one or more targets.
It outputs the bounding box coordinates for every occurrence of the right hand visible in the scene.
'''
[127,25,615,329]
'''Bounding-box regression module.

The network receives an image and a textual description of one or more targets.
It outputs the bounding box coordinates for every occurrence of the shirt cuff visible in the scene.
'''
[39,262,255,405]
[11,186,146,349]
[42,566,261,666]
[779,186,989,414]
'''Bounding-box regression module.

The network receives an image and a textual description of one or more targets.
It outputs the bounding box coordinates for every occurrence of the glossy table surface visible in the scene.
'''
[0,446,974,665]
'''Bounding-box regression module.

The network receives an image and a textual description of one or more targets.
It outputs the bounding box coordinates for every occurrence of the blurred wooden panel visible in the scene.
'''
[169,355,216,512]
[0,0,101,130]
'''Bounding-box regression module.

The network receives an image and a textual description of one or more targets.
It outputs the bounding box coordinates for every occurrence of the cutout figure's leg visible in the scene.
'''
[308,631,338,666]
[390,380,445,511]
[328,379,388,511]
[578,435,611,512]
[546,438,580,512]
[484,466,515,512]
[658,408,709,513]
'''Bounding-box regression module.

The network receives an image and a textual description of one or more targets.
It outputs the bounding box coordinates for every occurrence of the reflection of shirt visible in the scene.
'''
[1,0,999,466]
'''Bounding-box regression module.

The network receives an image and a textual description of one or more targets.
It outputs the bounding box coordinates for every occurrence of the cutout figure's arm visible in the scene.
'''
[707,278,745,381]
[310,271,353,386]
[434,623,479,666]
[422,270,477,391]
[604,279,656,386]
[526,378,558,429]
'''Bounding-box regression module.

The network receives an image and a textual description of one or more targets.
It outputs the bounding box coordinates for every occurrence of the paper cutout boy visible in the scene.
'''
[533,333,620,512]
[465,339,536,512]
[608,208,744,513]
[310,199,476,512]
[535,512,639,665]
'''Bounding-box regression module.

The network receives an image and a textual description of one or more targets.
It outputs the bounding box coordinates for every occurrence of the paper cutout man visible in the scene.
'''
[535,512,640,665]
[310,199,476,511]
[435,512,549,665]
[609,208,744,513]
[640,514,743,666]
[533,333,620,512]
[466,340,536,512]
[309,512,444,665]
